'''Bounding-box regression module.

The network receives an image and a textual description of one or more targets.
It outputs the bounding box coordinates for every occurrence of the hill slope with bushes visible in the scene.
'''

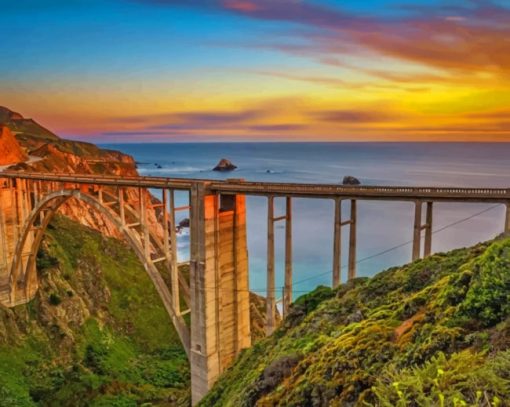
[201,238,510,406]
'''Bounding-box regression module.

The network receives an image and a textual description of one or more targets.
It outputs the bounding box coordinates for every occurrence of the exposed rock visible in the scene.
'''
[342,175,361,185]
[0,126,27,165]
[249,292,281,342]
[178,218,190,229]
[0,106,59,141]
[1,106,163,242]
[244,355,301,406]
[0,106,23,123]
[346,309,364,324]
[213,158,237,171]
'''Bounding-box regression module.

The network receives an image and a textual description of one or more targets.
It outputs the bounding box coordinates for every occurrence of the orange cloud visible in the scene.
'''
[222,0,260,12]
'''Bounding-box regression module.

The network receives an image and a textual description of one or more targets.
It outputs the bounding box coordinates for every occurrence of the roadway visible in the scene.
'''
[2,171,510,203]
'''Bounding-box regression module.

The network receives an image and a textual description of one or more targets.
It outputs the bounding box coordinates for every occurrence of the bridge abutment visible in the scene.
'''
[0,179,37,307]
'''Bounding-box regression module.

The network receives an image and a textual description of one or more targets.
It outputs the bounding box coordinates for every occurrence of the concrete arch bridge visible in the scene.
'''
[1,172,509,404]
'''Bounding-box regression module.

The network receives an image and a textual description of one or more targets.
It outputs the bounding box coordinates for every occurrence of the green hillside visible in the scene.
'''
[0,216,190,406]
[201,238,510,406]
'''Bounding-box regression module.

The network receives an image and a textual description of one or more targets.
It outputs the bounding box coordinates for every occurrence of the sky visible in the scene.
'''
[0,0,509,142]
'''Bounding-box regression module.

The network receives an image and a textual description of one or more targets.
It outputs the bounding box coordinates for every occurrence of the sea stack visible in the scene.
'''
[213,158,237,171]
[0,126,28,165]
[342,175,361,185]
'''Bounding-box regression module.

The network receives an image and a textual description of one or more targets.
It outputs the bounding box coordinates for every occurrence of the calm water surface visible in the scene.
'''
[101,143,510,296]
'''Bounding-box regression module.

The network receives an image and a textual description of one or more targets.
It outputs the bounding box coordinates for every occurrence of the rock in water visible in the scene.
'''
[213,158,237,171]
[0,126,28,165]
[178,218,190,228]
[342,175,361,185]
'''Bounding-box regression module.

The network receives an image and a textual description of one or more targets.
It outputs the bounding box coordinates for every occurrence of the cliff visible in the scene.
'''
[0,126,27,165]
[0,106,160,240]
[0,106,59,142]
[201,239,510,406]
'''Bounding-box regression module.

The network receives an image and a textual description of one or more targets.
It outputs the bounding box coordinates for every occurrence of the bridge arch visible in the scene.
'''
[8,188,190,354]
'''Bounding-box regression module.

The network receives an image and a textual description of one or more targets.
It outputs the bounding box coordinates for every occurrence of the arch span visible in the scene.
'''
[8,189,190,355]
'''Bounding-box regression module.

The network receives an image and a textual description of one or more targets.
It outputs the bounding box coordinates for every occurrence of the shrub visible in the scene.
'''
[48,293,62,306]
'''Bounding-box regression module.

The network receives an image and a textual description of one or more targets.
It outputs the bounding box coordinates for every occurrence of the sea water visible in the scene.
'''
[101,142,510,296]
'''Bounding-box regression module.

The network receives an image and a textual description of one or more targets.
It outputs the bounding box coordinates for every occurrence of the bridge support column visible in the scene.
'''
[505,202,510,234]
[332,198,341,287]
[348,199,357,281]
[413,201,433,260]
[165,189,180,315]
[189,184,251,405]
[333,199,357,284]
[424,202,433,257]
[266,196,275,335]
[412,201,422,261]
[283,197,292,317]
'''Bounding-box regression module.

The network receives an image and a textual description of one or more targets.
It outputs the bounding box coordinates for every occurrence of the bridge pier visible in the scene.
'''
[348,199,357,281]
[505,202,510,234]
[189,184,251,405]
[0,179,37,307]
[266,196,275,335]
[283,197,293,317]
[412,201,433,261]
[332,198,342,287]
[266,196,294,328]
[424,201,433,257]
[332,199,357,286]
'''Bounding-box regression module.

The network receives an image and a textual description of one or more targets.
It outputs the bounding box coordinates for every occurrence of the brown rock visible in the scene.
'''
[342,175,361,185]
[0,126,27,165]
[213,158,237,171]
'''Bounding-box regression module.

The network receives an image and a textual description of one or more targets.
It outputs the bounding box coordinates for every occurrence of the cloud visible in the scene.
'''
[465,110,510,120]
[222,0,260,12]
[109,108,271,129]
[141,0,510,76]
[247,124,307,132]
[311,109,397,123]
[253,70,354,88]
[104,106,306,138]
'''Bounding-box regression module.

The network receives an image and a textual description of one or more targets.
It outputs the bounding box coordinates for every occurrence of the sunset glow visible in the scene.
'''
[1,0,509,141]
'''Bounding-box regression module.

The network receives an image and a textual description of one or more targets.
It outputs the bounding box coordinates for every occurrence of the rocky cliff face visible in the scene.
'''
[0,126,27,165]
[0,106,59,142]
[0,106,162,240]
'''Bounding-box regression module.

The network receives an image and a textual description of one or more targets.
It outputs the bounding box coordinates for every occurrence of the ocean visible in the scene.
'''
[102,142,510,296]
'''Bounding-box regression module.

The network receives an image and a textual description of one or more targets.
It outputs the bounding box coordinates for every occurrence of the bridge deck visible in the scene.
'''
[2,171,510,202]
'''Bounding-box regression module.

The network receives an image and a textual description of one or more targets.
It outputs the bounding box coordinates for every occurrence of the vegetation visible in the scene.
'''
[0,216,190,406]
[201,239,510,406]
[2,204,510,406]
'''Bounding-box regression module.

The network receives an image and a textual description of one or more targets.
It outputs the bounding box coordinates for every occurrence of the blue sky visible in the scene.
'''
[1,0,509,141]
